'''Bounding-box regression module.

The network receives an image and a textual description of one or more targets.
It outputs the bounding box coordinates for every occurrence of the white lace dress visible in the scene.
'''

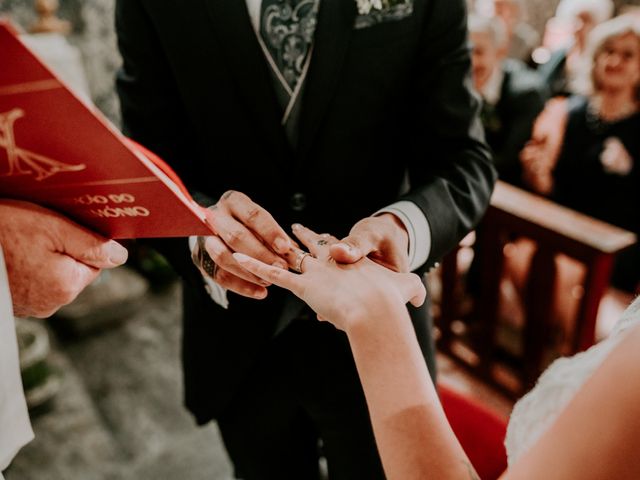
[505,295,640,465]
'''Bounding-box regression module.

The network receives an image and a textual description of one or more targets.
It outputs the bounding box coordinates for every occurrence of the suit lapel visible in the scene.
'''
[202,0,290,159]
[297,0,356,157]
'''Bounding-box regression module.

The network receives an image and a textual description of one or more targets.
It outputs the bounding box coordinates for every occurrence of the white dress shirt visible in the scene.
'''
[0,248,34,477]
[192,0,433,306]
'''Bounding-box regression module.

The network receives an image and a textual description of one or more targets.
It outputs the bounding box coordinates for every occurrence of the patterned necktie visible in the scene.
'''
[259,0,319,93]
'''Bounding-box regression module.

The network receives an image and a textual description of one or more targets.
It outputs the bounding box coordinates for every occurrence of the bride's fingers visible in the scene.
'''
[233,253,306,296]
[291,224,339,259]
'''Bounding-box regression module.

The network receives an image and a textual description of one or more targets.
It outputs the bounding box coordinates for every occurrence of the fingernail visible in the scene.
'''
[207,238,224,256]
[337,242,352,252]
[106,241,128,265]
[339,243,361,258]
[253,289,268,299]
[273,237,291,254]
[232,252,250,263]
[291,223,303,231]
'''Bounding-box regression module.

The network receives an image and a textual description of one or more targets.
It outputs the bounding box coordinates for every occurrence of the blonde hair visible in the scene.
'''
[556,0,614,25]
[574,15,640,98]
[468,14,508,50]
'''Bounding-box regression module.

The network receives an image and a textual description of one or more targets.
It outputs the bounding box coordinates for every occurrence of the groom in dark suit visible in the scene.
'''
[116,0,495,478]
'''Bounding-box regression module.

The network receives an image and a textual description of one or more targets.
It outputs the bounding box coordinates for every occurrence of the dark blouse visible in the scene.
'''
[553,95,640,291]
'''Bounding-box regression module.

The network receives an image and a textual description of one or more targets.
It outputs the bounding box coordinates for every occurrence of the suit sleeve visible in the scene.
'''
[402,0,497,268]
[495,75,547,180]
[115,0,213,281]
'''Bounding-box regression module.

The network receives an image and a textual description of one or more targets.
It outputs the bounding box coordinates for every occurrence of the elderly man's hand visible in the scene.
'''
[329,214,410,273]
[0,200,128,318]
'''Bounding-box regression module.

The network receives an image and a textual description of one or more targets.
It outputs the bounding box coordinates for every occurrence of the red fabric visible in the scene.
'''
[439,384,508,480]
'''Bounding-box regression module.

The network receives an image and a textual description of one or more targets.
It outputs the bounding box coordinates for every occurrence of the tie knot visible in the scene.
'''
[260,0,319,93]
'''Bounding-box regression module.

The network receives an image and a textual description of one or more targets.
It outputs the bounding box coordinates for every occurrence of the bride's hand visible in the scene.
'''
[233,224,426,333]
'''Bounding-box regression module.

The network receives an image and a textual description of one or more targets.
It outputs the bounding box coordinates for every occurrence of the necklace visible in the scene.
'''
[586,95,640,133]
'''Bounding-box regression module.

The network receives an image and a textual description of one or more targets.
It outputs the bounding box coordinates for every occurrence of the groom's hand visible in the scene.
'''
[329,214,410,273]
[200,191,294,299]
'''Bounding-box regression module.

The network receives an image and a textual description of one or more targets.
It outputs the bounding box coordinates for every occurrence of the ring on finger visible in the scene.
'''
[197,236,219,280]
[202,252,219,280]
[293,250,313,274]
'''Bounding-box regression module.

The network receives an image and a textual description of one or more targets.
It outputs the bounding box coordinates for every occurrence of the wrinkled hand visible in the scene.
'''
[234,224,425,333]
[200,190,294,299]
[329,214,410,273]
[0,200,128,318]
[520,139,555,194]
[520,97,568,195]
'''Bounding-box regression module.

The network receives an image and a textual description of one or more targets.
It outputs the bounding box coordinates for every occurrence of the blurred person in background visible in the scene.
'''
[476,0,540,63]
[538,0,615,97]
[0,200,128,479]
[518,15,640,333]
[620,5,640,18]
[470,14,548,185]
[492,0,540,63]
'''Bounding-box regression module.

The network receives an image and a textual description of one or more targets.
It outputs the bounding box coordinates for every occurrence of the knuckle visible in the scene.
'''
[366,228,384,246]
[224,229,245,247]
[234,191,249,202]
[225,190,251,207]
[54,283,79,305]
[244,206,264,223]
[78,245,103,264]
[361,217,376,227]
[267,268,283,283]
[220,190,236,202]
[57,268,87,302]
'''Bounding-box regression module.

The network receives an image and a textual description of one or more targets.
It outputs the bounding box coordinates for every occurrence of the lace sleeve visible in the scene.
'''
[505,296,640,464]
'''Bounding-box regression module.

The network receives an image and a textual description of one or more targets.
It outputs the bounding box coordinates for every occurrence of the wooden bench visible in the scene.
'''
[437,181,637,396]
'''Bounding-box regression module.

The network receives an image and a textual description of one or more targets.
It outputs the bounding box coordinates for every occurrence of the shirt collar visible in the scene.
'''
[481,65,504,106]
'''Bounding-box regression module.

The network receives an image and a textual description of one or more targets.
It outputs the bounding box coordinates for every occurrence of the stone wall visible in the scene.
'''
[1,0,120,123]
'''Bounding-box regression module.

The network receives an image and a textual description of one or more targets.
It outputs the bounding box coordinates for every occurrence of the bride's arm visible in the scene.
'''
[502,321,640,480]
[235,223,640,479]
[347,302,478,480]
[234,224,478,480]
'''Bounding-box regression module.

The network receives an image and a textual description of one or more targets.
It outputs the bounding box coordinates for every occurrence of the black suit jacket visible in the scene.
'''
[538,47,570,98]
[116,0,496,423]
[486,59,547,186]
